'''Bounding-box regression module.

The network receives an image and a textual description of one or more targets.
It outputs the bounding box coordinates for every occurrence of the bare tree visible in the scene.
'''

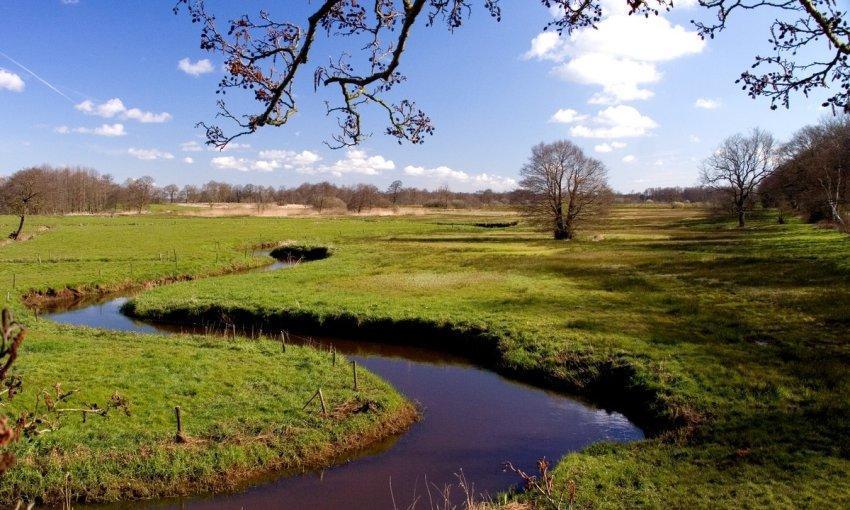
[436,184,451,209]
[176,0,849,149]
[1,168,44,240]
[701,128,776,227]
[387,180,403,205]
[163,184,180,204]
[519,140,611,240]
[125,176,157,214]
[348,184,380,213]
[764,115,850,227]
[694,0,850,112]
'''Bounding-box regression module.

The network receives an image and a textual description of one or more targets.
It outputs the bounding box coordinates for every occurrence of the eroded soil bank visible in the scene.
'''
[124,303,671,437]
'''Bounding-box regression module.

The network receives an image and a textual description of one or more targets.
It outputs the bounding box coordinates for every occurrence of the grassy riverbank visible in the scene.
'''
[126,206,850,508]
[0,215,420,505]
[2,206,850,507]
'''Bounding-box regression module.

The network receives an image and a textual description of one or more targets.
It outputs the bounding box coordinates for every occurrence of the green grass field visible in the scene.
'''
[0,215,420,505]
[2,205,850,507]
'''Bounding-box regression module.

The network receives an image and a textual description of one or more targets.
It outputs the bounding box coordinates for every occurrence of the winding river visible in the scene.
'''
[43,254,643,509]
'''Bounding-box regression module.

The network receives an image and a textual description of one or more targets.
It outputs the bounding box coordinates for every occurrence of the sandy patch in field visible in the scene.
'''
[164,203,516,218]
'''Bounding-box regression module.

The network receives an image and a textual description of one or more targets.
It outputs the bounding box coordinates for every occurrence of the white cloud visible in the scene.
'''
[403,165,517,191]
[694,98,721,109]
[60,0,79,4]
[75,98,125,117]
[124,108,172,123]
[594,141,626,153]
[75,98,171,123]
[550,108,587,124]
[211,156,249,171]
[0,69,25,92]
[211,142,251,152]
[210,147,394,176]
[92,123,127,137]
[523,32,561,60]
[128,147,174,160]
[622,154,636,163]
[251,159,280,172]
[653,159,664,166]
[183,157,194,164]
[570,105,657,138]
[405,165,470,181]
[555,54,659,104]
[525,6,704,105]
[472,173,518,190]
[325,149,394,176]
[689,134,701,143]
[257,149,322,168]
[178,58,214,76]
[56,123,126,137]
[180,140,203,152]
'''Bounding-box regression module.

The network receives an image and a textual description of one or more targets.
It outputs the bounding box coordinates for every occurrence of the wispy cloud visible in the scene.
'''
[594,141,627,153]
[211,156,250,172]
[694,98,721,110]
[0,50,74,102]
[128,147,175,160]
[75,98,171,123]
[55,123,126,137]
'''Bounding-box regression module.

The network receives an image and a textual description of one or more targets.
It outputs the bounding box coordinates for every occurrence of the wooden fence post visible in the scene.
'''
[303,388,328,416]
[174,406,186,443]
[318,388,327,416]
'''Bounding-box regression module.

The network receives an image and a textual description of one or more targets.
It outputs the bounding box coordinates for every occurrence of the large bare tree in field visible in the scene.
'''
[520,140,611,240]
[701,128,776,227]
[175,0,850,149]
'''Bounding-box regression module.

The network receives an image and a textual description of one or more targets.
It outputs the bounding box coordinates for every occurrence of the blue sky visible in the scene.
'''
[0,0,833,192]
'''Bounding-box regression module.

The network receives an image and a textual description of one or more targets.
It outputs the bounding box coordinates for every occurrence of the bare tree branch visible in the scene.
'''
[176,0,850,148]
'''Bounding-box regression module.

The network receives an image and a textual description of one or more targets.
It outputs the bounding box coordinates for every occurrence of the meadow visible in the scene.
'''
[1,205,850,507]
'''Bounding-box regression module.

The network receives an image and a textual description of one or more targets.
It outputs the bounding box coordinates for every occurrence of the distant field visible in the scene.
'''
[1,205,850,507]
[150,201,518,218]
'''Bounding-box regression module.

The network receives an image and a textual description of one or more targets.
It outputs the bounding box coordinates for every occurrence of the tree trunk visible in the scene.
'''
[11,215,25,240]
[553,211,572,240]
[737,207,746,228]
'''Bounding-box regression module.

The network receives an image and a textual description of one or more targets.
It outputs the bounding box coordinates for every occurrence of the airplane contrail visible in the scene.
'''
[0,49,76,103]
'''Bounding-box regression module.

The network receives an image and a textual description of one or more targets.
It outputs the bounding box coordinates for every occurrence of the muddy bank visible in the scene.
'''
[268,244,331,262]
[123,304,681,437]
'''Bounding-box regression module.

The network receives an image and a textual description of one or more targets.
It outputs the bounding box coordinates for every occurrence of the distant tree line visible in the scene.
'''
[183,180,522,211]
[0,165,527,238]
[616,186,720,205]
